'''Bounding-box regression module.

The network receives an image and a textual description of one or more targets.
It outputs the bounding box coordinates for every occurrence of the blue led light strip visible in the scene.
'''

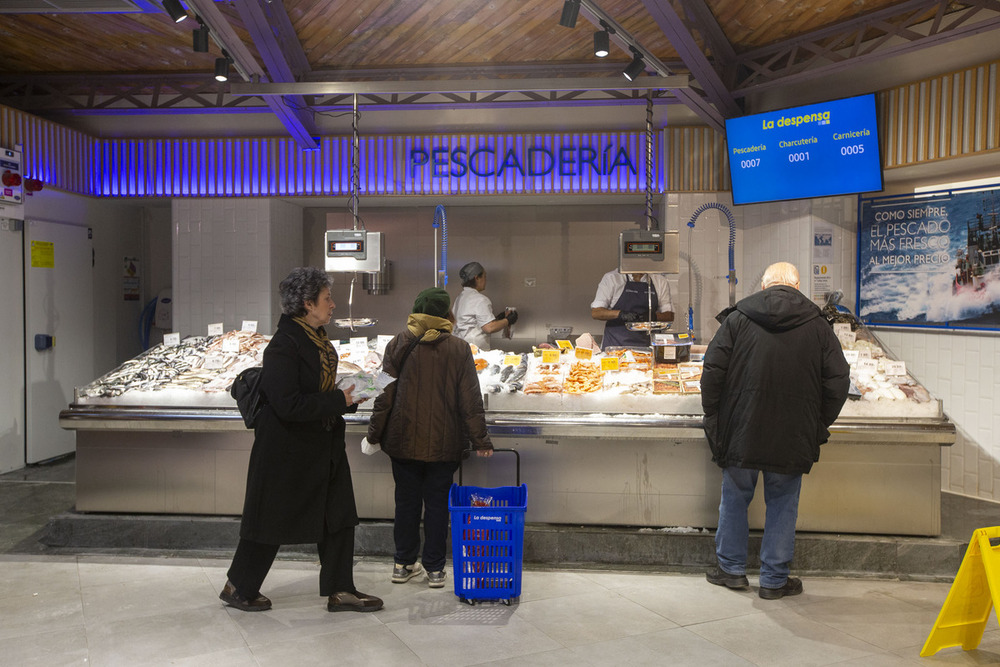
[90,131,662,198]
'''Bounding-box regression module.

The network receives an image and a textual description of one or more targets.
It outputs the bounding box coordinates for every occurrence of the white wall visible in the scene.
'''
[173,198,304,337]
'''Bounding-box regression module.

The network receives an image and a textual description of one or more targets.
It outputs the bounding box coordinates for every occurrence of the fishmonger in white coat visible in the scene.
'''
[452,262,518,351]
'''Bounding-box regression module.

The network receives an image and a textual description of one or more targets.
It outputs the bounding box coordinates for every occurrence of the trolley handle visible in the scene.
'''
[459,447,520,486]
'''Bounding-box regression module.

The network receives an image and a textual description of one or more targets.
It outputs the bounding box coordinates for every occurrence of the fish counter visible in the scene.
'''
[60,329,956,536]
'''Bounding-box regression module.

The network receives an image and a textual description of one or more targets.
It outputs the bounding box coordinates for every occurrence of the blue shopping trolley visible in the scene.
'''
[449,448,527,605]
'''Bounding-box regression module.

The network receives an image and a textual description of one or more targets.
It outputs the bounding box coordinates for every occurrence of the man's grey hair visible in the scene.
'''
[761,262,800,289]
[459,261,485,287]
[279,267,333,316]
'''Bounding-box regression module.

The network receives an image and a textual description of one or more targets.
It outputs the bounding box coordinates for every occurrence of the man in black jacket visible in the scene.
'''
[701,262,850,599]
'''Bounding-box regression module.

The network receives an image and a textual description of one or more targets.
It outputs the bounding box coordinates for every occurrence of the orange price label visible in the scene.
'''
[574,347,593,360]
[555,339,574,350]
[601,356,620,371]
[541,349,561,364]
[503,354,521,366]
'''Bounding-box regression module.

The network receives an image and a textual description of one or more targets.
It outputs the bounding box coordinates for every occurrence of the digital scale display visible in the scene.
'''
[624,241,662,255]
[329,240,364,254]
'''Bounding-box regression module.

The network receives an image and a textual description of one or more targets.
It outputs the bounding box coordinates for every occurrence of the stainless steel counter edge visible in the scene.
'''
[59,406,956,444]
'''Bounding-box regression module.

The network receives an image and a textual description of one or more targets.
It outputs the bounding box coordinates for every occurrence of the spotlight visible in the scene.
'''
[558,0,579,28]
[214,57,230,82]
[192,23,209,53]
[162,0,188,23]
[594,29,610,58]
[623,51,645,81]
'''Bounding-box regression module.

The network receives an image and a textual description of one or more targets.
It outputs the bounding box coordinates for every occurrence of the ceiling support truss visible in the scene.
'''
[0,75,686,115]
[733,0,1000,96]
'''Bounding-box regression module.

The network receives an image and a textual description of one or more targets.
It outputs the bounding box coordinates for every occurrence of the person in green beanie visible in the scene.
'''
[366,287,493,589]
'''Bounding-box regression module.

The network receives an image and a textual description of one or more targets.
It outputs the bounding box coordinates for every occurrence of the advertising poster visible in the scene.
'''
[858,186,1000,329]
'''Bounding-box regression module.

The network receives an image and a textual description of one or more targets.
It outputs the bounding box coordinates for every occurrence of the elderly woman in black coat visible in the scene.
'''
[220,266,383,613]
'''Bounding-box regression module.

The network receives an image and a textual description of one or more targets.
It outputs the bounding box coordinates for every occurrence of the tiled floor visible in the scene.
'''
[2,457,1000,666]
[2,554,998,666]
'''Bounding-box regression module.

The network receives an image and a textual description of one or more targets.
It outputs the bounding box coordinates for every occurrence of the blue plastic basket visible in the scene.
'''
[449,482,527,604]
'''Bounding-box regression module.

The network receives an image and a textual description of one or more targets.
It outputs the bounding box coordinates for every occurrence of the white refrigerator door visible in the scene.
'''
[0,221,25,473]
[24,219,94,463]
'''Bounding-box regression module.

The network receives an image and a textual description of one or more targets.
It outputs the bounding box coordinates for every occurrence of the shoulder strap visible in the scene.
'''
[377,333,423,443]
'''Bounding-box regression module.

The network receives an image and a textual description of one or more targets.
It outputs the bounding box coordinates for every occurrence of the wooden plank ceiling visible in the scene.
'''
[0,0,938,76]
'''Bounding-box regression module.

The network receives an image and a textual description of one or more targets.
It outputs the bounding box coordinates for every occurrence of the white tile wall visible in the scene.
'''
[877,329,1000,500]
[172,198,304,336]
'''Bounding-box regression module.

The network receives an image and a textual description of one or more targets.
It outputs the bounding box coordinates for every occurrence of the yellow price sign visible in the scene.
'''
[503,354,521,366]
[574,347,593,360]
[555,339,574,350]
[541,349,561,364]
[601,356,620,371]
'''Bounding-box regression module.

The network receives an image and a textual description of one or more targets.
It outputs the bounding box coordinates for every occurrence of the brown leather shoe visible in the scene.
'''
[219,580,272,612]
[327,590,384,612]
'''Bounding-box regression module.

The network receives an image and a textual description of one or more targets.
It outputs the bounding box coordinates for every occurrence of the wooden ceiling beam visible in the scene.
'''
[184,0,318,150]
[577,0,725,133]
[638,0,741,118]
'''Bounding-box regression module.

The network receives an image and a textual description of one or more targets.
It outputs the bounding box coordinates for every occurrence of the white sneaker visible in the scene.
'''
[392,562,424,583]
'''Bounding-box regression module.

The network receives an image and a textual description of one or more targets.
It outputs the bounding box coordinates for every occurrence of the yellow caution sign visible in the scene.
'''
[921,526,1000,657]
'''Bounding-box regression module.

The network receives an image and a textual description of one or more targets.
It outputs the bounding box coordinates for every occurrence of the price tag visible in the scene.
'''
[857,349,872,360]
[838,330,857,345]
[163,332,181,346]
[842,349,859,364]
[857,358,878,373]
[622,350,636,363]
[207,322,224,336]
[503,354,521,366]
[541,349,561,364]
[885,360,906,376]
[222,337,240,353]
[376,335,393,355]
[574,346,593,360]
[601,356,620,371]
[241,320,258,333]
[350,337,368,354]
[202,355,226,370]
[833,322,852,337]
[555,340,573,350]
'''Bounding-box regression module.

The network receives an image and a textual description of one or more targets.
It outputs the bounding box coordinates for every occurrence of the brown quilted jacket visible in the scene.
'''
[367,314,492,461]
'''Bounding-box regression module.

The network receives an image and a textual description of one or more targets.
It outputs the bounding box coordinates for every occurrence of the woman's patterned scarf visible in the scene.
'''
[292,316,338,392]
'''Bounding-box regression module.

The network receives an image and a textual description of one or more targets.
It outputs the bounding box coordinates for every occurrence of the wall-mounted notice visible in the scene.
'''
[858,186,1000,330]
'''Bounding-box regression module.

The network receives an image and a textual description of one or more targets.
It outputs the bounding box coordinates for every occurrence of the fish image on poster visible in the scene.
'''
[858,186,1000,329]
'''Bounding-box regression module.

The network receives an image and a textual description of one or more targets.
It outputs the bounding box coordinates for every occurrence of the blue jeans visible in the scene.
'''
[715,466,802,589]
[390,457,460,573]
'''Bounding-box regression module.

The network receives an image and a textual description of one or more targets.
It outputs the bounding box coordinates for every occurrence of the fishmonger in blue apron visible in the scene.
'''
[590,271,674,349]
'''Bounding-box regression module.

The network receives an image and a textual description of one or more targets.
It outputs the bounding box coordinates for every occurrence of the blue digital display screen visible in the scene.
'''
[725,93,883,205]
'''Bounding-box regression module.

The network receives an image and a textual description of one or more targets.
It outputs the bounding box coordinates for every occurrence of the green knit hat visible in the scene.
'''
[412,287,451,318]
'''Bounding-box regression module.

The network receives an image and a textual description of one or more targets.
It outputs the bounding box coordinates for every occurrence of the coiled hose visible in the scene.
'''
[687,202,737,333]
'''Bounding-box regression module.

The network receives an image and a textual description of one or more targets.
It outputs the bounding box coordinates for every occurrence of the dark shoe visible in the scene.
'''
[219,580,272,612]
[706,566,749,590]
[759,576,803,600]
[327,590,384,613]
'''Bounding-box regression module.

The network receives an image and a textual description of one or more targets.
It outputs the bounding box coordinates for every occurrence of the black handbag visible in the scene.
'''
[230,366,266,429]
